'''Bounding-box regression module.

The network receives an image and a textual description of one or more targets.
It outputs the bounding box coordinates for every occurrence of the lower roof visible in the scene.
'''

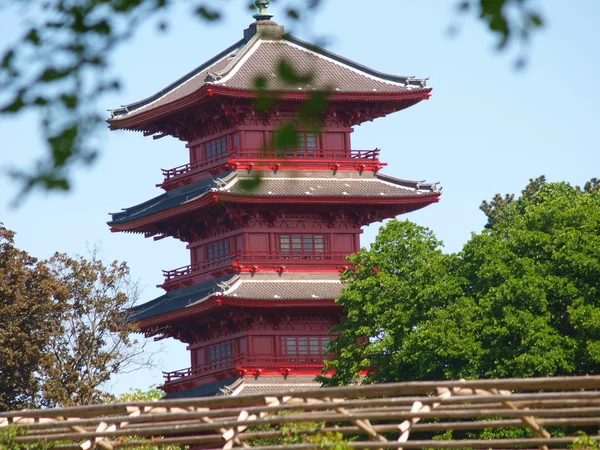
[163,375,320,398]
[128,273,344,324]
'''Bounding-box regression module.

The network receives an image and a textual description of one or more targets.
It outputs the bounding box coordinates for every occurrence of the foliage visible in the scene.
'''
[0,0,545,200]
[247,417,349,449]
[0,226,150,410]
[0,224,66,411]
[116,386,165,403]
[323,177,600,385]
[0,426,57,450]
[40,251,149,407]
[573,432,600,450]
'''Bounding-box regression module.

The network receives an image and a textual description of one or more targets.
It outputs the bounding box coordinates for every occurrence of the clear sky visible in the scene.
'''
[1,1,598,395]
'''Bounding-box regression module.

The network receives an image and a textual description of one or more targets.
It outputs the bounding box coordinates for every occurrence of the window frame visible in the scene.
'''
[207,341,234,368]
[282,336,332,363]
[205,136,228,161]
[284,132,318,158]
[278,234,327,260]
[206,238,231,265]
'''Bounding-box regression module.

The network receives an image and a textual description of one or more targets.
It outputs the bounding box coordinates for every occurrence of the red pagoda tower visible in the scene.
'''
[107,1,440,397]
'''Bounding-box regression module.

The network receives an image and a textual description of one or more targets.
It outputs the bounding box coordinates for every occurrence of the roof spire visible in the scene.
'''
[253,0,274,21]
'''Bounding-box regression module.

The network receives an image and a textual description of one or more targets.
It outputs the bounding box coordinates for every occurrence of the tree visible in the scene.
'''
[323,177,600,385]
[0,224,66,410]
[0,226,150,410]
[0,0,544,199]
[40,252,151,407]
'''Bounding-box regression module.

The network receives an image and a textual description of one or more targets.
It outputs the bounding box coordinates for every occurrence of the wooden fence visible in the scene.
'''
[1,376,599,449]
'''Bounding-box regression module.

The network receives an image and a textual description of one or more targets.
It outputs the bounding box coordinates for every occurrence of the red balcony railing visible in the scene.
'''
[161,147,381,182]
[162,251,349,284]
[163,353,325,383]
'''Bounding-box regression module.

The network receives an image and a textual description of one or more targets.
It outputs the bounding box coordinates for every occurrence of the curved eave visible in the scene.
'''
[107,85,432,131]
[136,296,339,330]
[109,191,441,232]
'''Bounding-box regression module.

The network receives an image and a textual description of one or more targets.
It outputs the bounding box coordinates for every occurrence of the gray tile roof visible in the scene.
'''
[108,171,235,225]
[109,171,440,226]
[224,175,438,198]
[232,383,320,396]
[127,274,236,322]
[219,279,344,301]
[164,376,320,398]
[129,275,343,323]
[109,24,429,122]
[163,377,241,399]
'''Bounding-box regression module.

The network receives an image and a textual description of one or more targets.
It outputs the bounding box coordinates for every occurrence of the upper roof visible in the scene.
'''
[109,170,440,227]
[108,20,430,123]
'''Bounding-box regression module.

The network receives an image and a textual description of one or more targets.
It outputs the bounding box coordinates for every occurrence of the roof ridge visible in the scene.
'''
[207,33,261,84]
[283,34,427,87]
[110,38,245,118]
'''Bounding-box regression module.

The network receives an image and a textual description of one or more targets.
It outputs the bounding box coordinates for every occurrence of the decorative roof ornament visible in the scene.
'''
[253,0,274,21]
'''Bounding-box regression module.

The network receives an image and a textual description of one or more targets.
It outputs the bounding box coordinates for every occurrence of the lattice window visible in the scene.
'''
[206,239,230,265]
[285,132,318,158]
[279,234,326,259]
[282,336,332,362]
[208,341,234,368]
[205,137,228,160]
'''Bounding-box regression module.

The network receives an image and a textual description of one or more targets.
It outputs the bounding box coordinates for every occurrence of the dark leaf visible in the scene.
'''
[60,94,78,109]
[25,28,41,46]
[195,6,221,21]
[39,67,72,83]
[1,49,14,69]
[34,97,49,106]
[49,125,78,167]
[238,175,261,191]
[528,12,543,27]
[286,8,300,20]
[89,20,111,35]
[1,93,26,114]
[277,59,313,84]
[274,122,298,149]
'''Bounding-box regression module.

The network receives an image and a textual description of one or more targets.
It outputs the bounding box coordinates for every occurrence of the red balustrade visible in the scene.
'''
[162,251,349,284]
[163,353,324,383]
[161,147,382,182]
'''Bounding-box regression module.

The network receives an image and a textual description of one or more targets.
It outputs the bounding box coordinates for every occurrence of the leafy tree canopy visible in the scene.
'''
[0,226,150,411]
[323,177,600,385]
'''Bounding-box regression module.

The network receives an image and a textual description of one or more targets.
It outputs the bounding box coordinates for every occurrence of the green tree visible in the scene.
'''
[0,0,544,199]
[323,177,600,385]
[0,226,150,410]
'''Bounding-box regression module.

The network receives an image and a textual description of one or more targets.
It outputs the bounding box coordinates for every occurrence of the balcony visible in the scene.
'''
[161,251,349,289]
[159,147,384,188]
[163,353,325,386]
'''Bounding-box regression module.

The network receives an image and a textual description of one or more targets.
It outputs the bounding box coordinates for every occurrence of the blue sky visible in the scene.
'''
[1,1,599,395]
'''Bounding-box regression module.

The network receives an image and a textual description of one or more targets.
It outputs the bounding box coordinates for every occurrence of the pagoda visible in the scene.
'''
[107,1,440,397]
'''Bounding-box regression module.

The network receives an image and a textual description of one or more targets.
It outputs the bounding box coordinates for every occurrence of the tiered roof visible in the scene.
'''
[128,273,343,325]
[109,171,440,229]
[108,21,431,130]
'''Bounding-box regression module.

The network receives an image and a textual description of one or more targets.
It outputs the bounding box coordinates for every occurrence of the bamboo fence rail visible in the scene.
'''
[1,376,599,449]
